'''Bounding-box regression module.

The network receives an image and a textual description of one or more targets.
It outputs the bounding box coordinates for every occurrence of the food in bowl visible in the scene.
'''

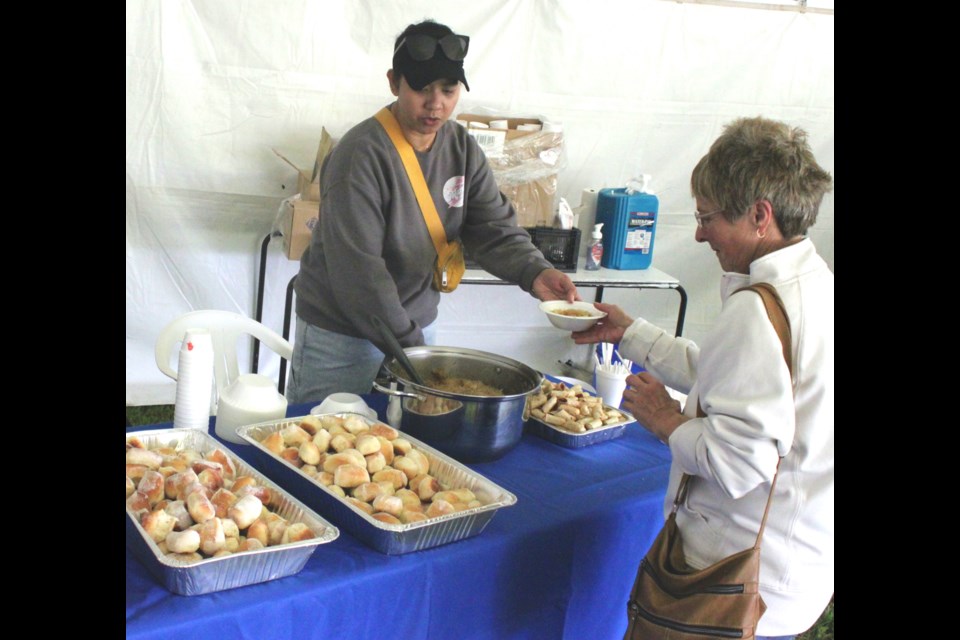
[554,309,592,318]
[539,301,608,331]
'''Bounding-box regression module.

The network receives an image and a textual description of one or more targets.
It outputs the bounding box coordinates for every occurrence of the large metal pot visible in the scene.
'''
[373,346,543,463]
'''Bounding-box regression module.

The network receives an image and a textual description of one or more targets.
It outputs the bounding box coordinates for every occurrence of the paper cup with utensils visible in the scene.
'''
[594,366,630,408]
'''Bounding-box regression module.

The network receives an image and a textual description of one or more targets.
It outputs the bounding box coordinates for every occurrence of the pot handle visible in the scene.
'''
[372,379,426,401]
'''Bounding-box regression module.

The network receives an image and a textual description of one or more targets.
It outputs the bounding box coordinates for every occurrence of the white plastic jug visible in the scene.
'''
[215,373,288,444]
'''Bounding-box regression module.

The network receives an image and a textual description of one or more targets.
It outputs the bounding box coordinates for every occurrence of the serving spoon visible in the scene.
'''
[370,315,427,386]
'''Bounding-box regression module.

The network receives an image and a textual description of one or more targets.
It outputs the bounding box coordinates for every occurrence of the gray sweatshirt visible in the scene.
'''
[294,109,552,349]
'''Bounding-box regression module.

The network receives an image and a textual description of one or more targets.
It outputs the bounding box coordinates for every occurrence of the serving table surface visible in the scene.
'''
[125,395,671,640]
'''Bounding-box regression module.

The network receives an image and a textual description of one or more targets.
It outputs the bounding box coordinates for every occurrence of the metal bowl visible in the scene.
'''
[376,346,543,463]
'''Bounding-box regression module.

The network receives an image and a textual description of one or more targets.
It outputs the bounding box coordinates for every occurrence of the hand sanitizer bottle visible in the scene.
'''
[586,223,604,270]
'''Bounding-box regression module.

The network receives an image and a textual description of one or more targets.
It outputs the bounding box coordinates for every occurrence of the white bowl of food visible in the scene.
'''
[539,301,607,331]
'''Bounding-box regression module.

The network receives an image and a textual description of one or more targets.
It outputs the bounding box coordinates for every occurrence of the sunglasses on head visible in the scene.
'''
[394,33,470,61]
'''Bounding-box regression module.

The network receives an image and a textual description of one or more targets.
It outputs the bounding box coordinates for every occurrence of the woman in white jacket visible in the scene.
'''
[574,116,833,639]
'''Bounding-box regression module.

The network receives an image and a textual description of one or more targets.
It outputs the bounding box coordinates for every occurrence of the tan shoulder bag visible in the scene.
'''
[624,282,792,640]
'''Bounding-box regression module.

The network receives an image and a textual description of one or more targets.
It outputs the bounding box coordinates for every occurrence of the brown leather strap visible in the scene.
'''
[676,282,793,550]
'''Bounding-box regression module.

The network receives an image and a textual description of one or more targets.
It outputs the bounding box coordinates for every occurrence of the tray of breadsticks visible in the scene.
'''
[523,376,636,448]
[236,413,517,556]
[125,428,339,596]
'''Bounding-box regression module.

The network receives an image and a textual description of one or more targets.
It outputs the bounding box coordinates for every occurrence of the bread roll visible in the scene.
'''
[245,518,269,546]
[399,510,428,524]
[351,482,385,503]
[137,470,166,506]
[163,500,193,531]
[334,464,370,489]
[166,469,198,500]
[187,491,217,524]
[199,517,226,556]
[405,449,430,476]
[353,433,380,456]
[298,415,323,436]
[126,475,136,499]
[346,497,375,514]
[392,438,413,456]
[395,489,423,512]
[281,522,316,544]
[317,471,334,486]
[280,424,312,447]
[167,551,204,563]
[238,538,265,552]
[230,475,258,493]
[126,447,163,470]
[299,441,322,466]
[228,494,263,530]
[262,431,285,455]
[191,460,223,476]
[280,447,303,468]
[415,475,442,502]
[369,423,399,441]
[141,508,178,542]
[126,464,149,482]
[327,485,346,498]
[197,468,224,493]
[376,436,395,465]
[372,495,404,517]
[164,529,201,554]
[364,452,386,474]
[342,415,369,435]
[329,433,357,453]
[372,469,408,491]
[210,488,239,519]
[393,456,421,480]
[267,518,288,546]
[204,448,236,478]
[431,489,476,505]
[312,429,332,452]
[127,490,151,513]
[371,512,402,525]
[426,499,456,518]
[322,450,364,474]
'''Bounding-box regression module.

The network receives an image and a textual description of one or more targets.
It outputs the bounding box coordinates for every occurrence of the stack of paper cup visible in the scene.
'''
[173,328,215,431]
[594,366,629,408]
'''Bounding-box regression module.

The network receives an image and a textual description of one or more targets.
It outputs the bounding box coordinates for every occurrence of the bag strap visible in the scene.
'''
[674,282,793,550]
[374,106,449,258]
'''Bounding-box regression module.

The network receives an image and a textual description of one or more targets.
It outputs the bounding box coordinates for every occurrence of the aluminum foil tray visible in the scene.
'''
[523,374,636,448]
[525,412,634,448]
[125,428,339,596]
[237,415,517,555]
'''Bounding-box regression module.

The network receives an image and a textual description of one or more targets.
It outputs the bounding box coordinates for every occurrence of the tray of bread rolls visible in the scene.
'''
[523,376,636,448]
[236,413,517,555]
[125,428,339,596]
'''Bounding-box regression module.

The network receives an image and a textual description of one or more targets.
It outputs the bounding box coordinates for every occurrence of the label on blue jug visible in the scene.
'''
[625,212,655,254]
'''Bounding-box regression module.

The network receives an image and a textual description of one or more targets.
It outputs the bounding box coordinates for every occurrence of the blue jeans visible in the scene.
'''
[758,636,795,640]
[285,315,436,405]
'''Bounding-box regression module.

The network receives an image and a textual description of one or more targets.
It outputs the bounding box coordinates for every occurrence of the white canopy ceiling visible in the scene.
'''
[126,0,834,406]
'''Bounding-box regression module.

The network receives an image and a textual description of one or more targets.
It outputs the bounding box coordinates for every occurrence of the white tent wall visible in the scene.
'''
[126,0,834,407]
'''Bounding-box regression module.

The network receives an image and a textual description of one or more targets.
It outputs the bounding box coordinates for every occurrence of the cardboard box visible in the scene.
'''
[458,113,564,228]
[283,199,320,261]
[500,177,557,228]
[273,128,336,259]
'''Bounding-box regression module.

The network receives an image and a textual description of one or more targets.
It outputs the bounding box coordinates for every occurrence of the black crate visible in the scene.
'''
[462,227,581,272]
[525,227,581,272]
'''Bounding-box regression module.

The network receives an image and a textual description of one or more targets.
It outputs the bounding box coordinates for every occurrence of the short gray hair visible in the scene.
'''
[691,117,833,237]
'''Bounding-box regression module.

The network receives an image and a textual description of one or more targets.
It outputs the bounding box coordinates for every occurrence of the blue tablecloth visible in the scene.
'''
[126,396,671,640]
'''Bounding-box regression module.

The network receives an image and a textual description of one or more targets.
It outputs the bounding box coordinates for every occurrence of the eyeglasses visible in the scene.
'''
[693,208,724,228]
[394,33,470,61]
